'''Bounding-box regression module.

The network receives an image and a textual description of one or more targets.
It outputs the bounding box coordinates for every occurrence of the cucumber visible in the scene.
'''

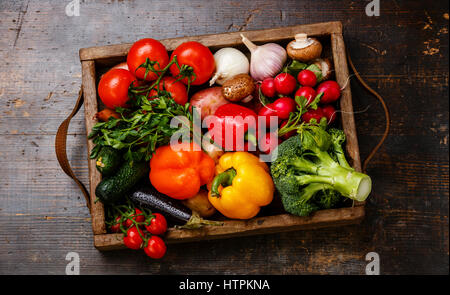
[95,160,149,205]
[95,146,122,176]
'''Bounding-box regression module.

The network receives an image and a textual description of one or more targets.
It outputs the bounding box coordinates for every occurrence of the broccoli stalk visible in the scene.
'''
[271,124,372,216]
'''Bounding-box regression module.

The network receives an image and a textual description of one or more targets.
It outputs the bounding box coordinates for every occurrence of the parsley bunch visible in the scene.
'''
[88,95,193,162]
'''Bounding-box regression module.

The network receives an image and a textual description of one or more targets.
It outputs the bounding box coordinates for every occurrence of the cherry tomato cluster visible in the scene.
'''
[259,68,341,145]
[107,203,168,259]
[98,38,216,110]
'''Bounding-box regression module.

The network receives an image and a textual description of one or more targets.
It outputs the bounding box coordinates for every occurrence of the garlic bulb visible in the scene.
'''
[240,34,287,82]
[209,47,249,86]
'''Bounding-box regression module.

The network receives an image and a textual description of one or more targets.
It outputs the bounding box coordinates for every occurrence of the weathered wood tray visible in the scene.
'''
[79,21,364,251]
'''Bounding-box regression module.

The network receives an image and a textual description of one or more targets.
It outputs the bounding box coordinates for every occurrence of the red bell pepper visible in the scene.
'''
[207,103,258,151]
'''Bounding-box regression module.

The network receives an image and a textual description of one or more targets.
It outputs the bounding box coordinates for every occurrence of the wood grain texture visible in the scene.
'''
[81,60,105,235]
[0,0,448,275]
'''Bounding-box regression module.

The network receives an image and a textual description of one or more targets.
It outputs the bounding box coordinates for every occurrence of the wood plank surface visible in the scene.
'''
[0,0,448,275]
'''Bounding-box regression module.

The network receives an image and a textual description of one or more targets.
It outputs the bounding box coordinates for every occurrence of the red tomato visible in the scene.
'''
[144,236,167,259]
[110,216,122,233]
[301,107,325,123]
[148,76,188,105]
[297,69,317,87]
[261,78,276,98]
[145,213,168,235]
[169,41,215,85]
[322,105,337,124]
[295,86,317,106]
[98,69,135,109]
[127,38,169,81]
[123,227,144,250]
[123,209,145,228]
[274,73,297,95]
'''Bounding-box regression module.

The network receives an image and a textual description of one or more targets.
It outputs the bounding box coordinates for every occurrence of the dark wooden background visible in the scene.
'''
[0,0,448,275]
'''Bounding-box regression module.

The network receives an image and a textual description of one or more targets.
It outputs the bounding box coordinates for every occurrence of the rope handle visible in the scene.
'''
[54,88,92,213]
[346,52,391,173]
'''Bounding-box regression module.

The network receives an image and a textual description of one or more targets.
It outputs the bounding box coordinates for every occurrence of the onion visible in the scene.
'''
[240,34,287,82]
[209,47,249,86]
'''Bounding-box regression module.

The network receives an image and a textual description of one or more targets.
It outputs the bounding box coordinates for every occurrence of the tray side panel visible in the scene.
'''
[81,60,106,235]
[80,21,342,61]
[331,33,362,173]
[94,206,364,250]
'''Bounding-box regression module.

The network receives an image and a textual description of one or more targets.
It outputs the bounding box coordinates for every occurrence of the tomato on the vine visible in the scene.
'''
[110,216,122,233]
[144,236,167,259]
[169,41,215,86]
[145,213,167,235]
[123,227,144,250]
[123,208,145,228]
[148,76,188,105]
[98,69,135,109]
[127,38,169,81]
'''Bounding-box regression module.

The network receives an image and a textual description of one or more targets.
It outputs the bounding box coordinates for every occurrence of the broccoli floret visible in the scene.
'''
[271,124,372,217]
[313,188,343,209]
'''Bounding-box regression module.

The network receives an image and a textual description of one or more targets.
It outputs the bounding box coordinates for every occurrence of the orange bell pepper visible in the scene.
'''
[149,142,215,200]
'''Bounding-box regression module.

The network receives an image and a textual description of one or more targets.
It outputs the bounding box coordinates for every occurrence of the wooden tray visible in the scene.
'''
[79,21,364,251]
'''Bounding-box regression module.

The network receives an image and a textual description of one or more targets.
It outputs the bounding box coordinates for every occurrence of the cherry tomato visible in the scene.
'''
[322,105,337,124]
[297,69,317,87]
[110,216,122,233]
[127,38,169,81]
[144,236,167,259]
[123,208,145,228]
[123,227,144,250]
[148,76,188,105]
[98,69,135,109]
[316,80,341,104]
[260,78,276,98]
[274,73,297,95]
[145,213,168,235]
[295,86,317,106]
[169,41,215,86]
[301,107,325,123]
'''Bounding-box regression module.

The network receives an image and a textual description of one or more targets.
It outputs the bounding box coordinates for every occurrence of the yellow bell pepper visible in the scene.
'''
[208,152,274,219]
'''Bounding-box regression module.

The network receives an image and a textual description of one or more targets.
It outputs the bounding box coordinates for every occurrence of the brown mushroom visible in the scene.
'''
[286,33,322,62]
[311,58,333,81]
[221,73,255,102]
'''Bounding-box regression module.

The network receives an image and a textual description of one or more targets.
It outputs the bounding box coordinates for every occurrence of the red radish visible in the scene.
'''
[271,97,296,119]
[274,73,297,95]
[258,103,279,127]
[297,69,317,87]
[261,78,276,98]
[301,107,325,123]
[260,131,280,154]
[280,120,297,140]
[258,97,296,128]
[316,80,341,104]
[295,86,317,106]
[322,105,337,124]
